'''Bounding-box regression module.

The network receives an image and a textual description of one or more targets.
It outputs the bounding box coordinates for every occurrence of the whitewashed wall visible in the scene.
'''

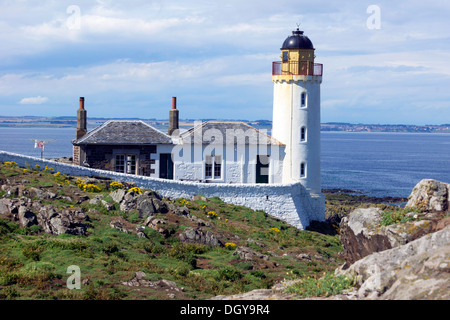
[0,150,324,229]
[171,144,285,184]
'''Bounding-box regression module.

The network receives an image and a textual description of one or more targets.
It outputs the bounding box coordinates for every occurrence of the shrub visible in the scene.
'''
[4,161,18,168]
[22,243,45,261]
[110,181,125,191]
[77,181,102,193]
[128,186,142,194]
[216,267,243,281]
[207,211,217,218]
[224,242,237,250]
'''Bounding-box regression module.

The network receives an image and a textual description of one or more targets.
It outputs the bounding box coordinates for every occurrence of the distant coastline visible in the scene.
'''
[0,116,449,133]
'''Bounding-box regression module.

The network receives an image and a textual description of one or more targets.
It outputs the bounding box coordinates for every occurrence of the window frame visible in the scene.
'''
[205,155,222,180]
[301,126,307,142]
[115,153,136,174]
[301,92,307,108]
[300,162,306,178]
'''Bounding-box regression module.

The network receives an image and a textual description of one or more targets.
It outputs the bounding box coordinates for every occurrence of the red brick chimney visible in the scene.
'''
[76,97,87,140]
[168,96,179,135]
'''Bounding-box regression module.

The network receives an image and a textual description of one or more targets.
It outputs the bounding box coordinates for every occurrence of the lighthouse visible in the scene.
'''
[272,28,323,195]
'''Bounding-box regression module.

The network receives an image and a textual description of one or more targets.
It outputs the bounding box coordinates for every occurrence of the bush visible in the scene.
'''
[110,181,125,191]
[128,187,142,194]
[224,242,237,250]
[216,267,243,281]
[22,243,45,261]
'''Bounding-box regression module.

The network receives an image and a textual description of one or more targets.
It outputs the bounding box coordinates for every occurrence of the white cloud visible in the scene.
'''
[19,96,49,105]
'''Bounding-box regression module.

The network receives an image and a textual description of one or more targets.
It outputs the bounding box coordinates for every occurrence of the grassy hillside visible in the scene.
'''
[0,161,367,300]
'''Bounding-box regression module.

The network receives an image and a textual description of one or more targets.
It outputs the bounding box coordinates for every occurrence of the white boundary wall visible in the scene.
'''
[0,151,325,229]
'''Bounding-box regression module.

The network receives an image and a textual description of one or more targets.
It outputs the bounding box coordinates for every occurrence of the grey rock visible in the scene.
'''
[136,198,155,218]
[152,198,168,213]
[0,198,11,214]
[110,189,127,203]
[18,206,37,227]
[336,226,450,300]
[406,179,450,212]
[233,246,269,261]
[179,227,223,247]
[37,205,88,236]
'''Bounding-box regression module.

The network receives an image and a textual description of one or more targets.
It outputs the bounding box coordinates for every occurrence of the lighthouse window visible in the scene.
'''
[301,92,307,108]
[282,51,289,62]
[301,127,306,141]
[300,163,306,178]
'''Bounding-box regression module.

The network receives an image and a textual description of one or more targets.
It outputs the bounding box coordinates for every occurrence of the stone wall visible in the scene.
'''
[0,150,325,229]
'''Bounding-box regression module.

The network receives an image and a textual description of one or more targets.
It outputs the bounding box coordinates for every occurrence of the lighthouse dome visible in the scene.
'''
[281,28,314,50]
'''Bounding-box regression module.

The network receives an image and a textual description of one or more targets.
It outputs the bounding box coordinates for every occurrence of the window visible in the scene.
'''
[115,154,136,174]
[301,127,306,142]
[205,155,221,179]
[300,162,306,178]
[301,92,307,108]
[282,51,289,62]
[214,155,222,179]
[115,155,125,173]
[126,155,136,174]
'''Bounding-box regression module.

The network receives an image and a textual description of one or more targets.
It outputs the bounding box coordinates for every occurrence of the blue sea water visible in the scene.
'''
[0,127,449,198]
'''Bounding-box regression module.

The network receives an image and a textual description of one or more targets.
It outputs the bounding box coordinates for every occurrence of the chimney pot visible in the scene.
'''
[79,97,85,110]
[172,97,177,110]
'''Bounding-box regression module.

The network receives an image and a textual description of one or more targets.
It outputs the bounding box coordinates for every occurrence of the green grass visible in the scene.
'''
[0,161,378,300]
[285,272,355,297]
[380,207,421,226]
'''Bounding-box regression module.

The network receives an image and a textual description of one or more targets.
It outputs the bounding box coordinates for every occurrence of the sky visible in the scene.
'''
[0,0,449,125]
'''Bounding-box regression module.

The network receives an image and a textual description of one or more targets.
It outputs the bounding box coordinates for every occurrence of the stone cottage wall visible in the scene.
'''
[0,150,324,229]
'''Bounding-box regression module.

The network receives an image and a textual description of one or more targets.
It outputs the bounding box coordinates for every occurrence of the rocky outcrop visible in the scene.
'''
[337,179,450,300]
[109,189,168,218]
[406,179,450,212]
[37,205,89,236]
[121,271,183,298]
[340,179,450,267]
[336,226,450,299]
[179,227,224,247]
[0,197,89,235]
[339,208,393,266]
[233,246,269,262]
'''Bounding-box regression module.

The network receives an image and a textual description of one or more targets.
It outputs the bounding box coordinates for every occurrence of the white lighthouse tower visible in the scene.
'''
[272,28,323,195]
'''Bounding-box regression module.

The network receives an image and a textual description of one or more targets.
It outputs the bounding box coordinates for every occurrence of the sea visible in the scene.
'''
[0,127,449,199]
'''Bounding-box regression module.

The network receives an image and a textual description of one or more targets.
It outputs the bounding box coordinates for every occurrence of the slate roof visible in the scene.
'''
[73,120,173,145]
[180,121,284,146]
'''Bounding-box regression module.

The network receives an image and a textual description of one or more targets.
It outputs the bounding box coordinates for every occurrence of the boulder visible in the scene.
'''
[0,198,12,214]
[336,226,450,300]
[37,205,88,236]
[136,197,156,218]
[406,179,450,212]
[110,189,127,203]
[121,271,183,294]
[339,208,393,267]
[179,227,224,247]
[233,246,269,261]
[18,205,37,227]
[340,206,448,267]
